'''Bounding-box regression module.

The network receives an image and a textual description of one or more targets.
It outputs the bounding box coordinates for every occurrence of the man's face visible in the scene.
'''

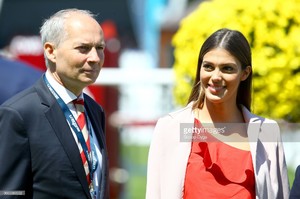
[48,13,105,95]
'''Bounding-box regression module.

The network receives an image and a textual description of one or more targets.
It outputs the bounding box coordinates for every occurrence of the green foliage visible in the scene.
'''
[121,144,148,198]
[172,0,300,122]
[288,166,295,189]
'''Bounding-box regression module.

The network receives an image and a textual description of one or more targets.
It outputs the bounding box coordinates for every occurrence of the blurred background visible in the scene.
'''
[1,0,300,198]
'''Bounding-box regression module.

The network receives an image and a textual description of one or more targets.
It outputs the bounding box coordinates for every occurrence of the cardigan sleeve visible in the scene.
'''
[262,120,290,199]
[145,118,165,199]
[275,124,290,198]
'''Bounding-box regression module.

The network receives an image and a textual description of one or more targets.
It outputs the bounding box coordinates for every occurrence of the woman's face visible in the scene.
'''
[200,48,250,105]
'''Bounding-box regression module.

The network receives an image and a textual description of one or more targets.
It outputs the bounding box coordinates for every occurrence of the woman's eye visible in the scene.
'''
[223,66,234,72]
[203,64,213,71]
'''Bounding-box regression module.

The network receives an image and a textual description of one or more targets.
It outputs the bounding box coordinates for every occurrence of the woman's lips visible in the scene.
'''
[208,84,225,93]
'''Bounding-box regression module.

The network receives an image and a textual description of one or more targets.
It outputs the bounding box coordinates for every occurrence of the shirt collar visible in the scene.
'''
[45,70,83,104]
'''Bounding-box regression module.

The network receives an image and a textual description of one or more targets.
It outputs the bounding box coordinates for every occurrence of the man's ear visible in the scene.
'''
[44,42,56,63]
[241,66,252,81]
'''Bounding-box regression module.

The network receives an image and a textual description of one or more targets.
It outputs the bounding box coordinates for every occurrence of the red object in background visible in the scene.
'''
[9,35,46,71]
[17,54,46,71]
[101,20,118,40]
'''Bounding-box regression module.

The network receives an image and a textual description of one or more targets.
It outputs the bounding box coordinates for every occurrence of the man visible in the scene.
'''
[0,9,109,199]
[290,165,300,198]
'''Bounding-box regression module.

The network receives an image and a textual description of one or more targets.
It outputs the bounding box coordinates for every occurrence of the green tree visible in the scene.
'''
[172,0,300,122]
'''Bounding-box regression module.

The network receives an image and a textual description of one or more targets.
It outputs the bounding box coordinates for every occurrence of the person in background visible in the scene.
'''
[0,57,42,104]
[290,165,300,198]
[0,8,109,199]
[146,28,290,199]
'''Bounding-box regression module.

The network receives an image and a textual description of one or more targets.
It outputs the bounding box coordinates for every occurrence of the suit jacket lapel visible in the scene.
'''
[84,100,108,199]
[35,77,91,199]
[85,102,106,150]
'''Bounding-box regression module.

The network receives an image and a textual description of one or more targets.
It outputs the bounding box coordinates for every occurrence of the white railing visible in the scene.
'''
[94,68,174,86]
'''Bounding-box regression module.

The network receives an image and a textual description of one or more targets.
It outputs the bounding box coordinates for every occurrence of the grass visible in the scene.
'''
[120,144,149,199]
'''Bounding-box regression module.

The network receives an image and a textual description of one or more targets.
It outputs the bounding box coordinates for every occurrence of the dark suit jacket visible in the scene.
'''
[0,77,109,199]
[0,57,42,105]
[290,165,300,199]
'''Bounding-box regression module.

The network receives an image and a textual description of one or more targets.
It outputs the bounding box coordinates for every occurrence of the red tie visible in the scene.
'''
[73,99,92,187]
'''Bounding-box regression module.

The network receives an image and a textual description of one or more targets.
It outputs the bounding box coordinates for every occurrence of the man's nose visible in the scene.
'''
[88,47,101,63]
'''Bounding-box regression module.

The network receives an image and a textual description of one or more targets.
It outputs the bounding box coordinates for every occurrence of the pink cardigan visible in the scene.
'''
[146,102,290,199]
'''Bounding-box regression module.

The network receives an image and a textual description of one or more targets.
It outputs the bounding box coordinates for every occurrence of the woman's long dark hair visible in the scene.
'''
[188,28,253,111]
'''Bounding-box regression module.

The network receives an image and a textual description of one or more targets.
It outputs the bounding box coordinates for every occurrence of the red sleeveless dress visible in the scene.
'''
[183,118,255,199]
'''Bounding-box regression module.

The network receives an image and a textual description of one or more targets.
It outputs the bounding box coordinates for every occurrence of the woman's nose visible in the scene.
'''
[211,69,222,81]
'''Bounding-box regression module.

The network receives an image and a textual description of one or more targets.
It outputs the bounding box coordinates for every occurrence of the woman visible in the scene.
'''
[146,28,290,198]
